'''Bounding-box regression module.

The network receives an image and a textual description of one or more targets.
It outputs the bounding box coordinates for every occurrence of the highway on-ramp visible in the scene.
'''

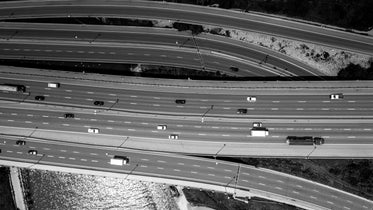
[0,0,371,54]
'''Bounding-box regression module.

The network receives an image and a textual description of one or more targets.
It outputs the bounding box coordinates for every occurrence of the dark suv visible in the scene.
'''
[237,109,247,114]
[35,96,45,101]
[64,113,75,118]
[16,140,26,146]
[94,101,104,106]
[175,99,186,104]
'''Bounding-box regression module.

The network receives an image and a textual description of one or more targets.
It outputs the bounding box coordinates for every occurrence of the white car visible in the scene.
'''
[48,82,60,88]
[330,93,343,100]
[88,128,100,134]
[247,96,257,102]
[252,122,263,128]
[169,134,179,140]
[157,125,167,130]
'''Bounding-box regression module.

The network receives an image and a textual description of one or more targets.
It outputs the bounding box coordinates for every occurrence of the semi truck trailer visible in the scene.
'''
[286,136,325,145]
[0,84,25,92]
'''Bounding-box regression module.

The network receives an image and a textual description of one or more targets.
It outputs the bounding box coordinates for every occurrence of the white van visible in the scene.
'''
[48,82,60,88]
[110,156,129,166]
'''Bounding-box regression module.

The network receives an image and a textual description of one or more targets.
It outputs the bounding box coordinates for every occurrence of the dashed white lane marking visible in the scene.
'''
[343,207,350,210]
[224,169,232,172]
[258,183,266,186]
[347,108,355,110]
[310,196,317,199]
[327,201,334,205]
[7,150,13,153]
[108,101,116,103]
[344,128,351,131]
[7,120,14,122]
[275,187,282,190]
[65,90,72,92]
[153,104,160,106]
[88,51,94,54]
[81,159,87,161]
[90,119,97,121]
[277,180,284,183]
[69,157,76,160]
[42,148,50,151]
[223,100,231,102]
[141,159,149,161]
[363,128,372,131]
[43,94,50,97]
[109,52,116,55]
[297,101,306,103]
[90,153,97,156]
[11,113,17,115]
[140,165,147,168]
[108,120,115,123]
[91,160,98,163]
[83,125,90,128]
[296,108,304,110]
[271,108,278,110]
[17,151,22,154]
[87,91,94,94]
[292,191,299,194]
[153,97,160,99]
[176,56,183,59]
[231,127,238,130]
[157,160,166,163]
[194,126,202,128]
[322,101,330,103]
[144,54,150,56]
[130,102,137,105]
[47,155,54,158]
[224,176,231,179]
[177,163,185,165]
[223,107,231,110]
[130,95,137,98]
[212,126,219,129]
[160,55,167,57]
[192,165,200,167]
[157,167,164,170]
[324,128,332,130]
[72,151,79,154]
[128,129,136,131]
[242,180,248,182]
[58,156,65,159]
[109,93,117,96]
[199,106,208,109]
[151,131,158,133]
[296,185,303,188]
[62,124,70,126]
[242,172,250,176]
[208,174,215,176]
[141,122,149,125]
[198,133,206,136]
[258,175,266,179]
[60,150,67,152]
[124,121,131,124]
[176,105,184,108]
[222,134,230,137]
[313,189,319,192]
[305,128,312,130]
[27,114,33,117]
[348,101,355,103]
[347,136,356,138]
[272,101,280,103]
[322,108,330,110]
[86,98,93,101]
[191,171,198,174]
[177,125,183,127]
[207,167,215,169]
[287,128,294,130]
[106,127,113,130]
[25,121,32,123]
[174,169,181,172]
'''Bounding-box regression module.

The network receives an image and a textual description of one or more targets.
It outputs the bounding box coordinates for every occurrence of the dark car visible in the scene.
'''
[229,66,239,72]
[35,96,45,101]
[28,150,38,155]
[64,113,75,118]
[313,137,325,145]
[94,101,104,106]
[16,140,26,146]
[237,109,247,114]
[175,99,186,104]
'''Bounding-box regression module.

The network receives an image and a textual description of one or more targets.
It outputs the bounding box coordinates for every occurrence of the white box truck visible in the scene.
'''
[110,156,129,166]
[251,128,269,137]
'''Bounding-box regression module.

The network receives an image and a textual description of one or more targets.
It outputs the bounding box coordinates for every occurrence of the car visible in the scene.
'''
[247,96,256,102]
[175,99,186,104]
[237,109,247,114]
[16,140,26,146]
[48,82,60,88]
[34,96,45,101]
[229,66,239,72]
[94,101,104,106]
[28,150,38,155]
[157,125,167,130]
[64,113,75,118]
[169,134,179,140]
[313,137,325,145]
[252,122,262,128]
[330,93,343,100]
[88,128,100,134]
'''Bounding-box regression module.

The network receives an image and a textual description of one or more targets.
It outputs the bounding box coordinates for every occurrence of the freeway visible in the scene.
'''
[0,0,372,54]
[0,136,372,210]
[0,22,319,77]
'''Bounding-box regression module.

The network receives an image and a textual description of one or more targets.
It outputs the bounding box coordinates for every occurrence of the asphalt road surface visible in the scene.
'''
[0,0,371,54]
[0,137,372,210]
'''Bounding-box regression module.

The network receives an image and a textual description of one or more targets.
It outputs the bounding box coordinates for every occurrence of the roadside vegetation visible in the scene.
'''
[0,167,16,210]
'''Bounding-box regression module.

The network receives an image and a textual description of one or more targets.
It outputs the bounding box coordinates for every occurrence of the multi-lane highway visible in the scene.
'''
[0,22,319,77]
[1,68,373,158]
[0,0,372,54]
[1,136,372,210]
